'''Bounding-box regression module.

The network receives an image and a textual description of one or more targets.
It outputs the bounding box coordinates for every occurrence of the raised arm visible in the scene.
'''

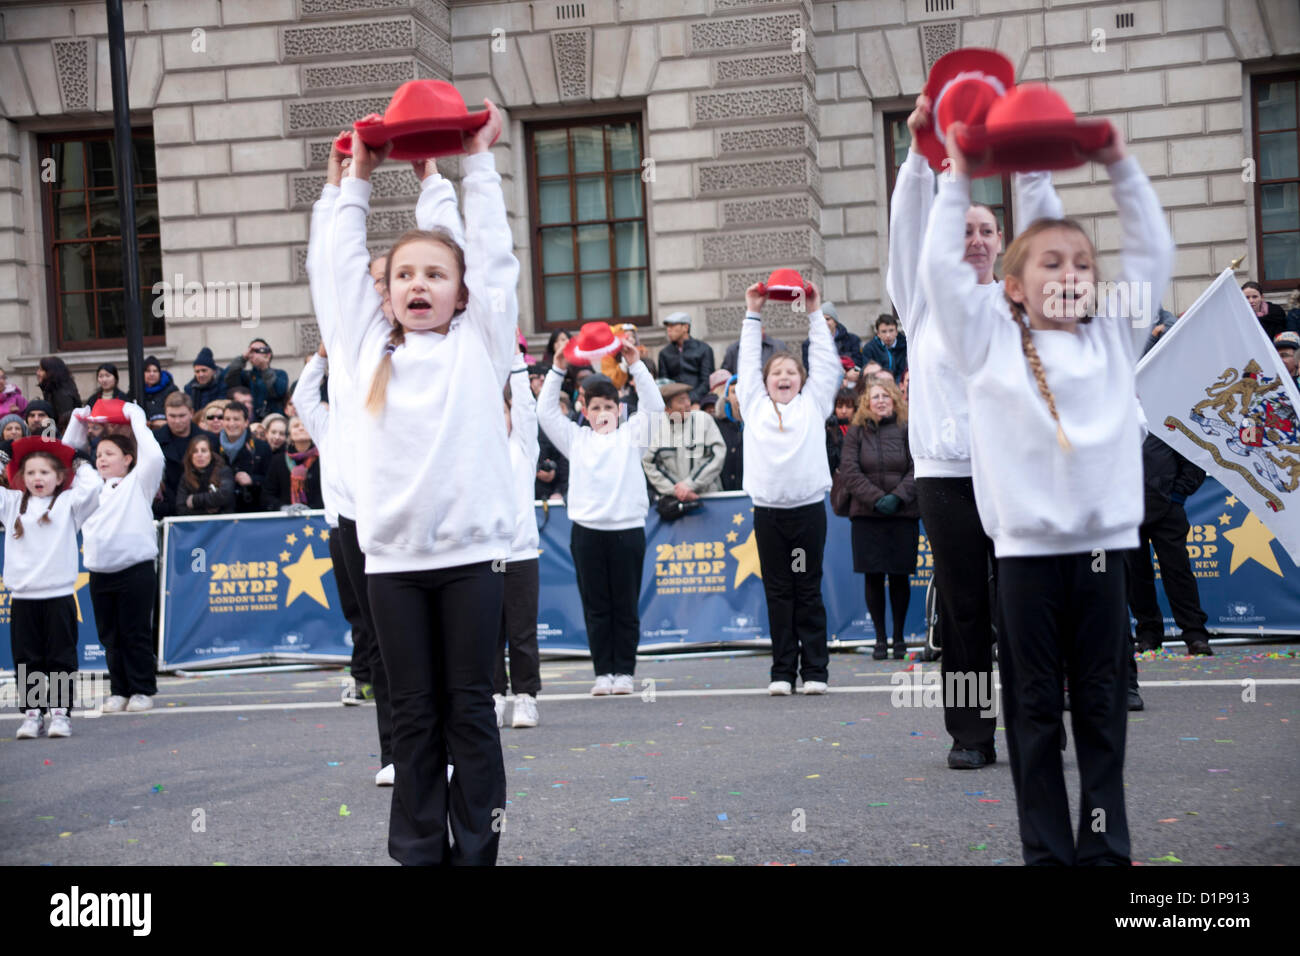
[537,364,579,459]
[736,284,768,419]
[623,354,665,447]
[413,159,467,247]
[61,406,91,455]
[1107,152,1175,359]
[804,302,841,418]
[508,357,538,469]
[887,149,937,333]
[918,172,993,376]
[68,459,102,527]
[295,352,329,449]
[124,401,165,500]
[1013,169,1064,233]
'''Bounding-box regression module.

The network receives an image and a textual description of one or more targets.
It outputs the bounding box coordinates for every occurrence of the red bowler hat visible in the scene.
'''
[563,322,624,368]
[955,83,1114,175]
[914,48,1015,173]
[759,268,812,302]
[6,435,78,492]
[76,398,130,425]
[336,80,497,161]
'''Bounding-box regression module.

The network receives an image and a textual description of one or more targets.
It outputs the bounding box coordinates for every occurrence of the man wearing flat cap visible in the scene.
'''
[656,312,716,404]
[642,381,725,503]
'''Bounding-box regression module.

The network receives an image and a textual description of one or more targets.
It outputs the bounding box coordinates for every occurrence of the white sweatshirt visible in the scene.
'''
[507,359,540,561]
[919,156,1174,557]
[887,149,1065,478]
[293,353,336,526]
[537,360,665,530]
[65,402,165,573]
[737,308,839,508]
[326,153,519,573]
[1,456,100,599]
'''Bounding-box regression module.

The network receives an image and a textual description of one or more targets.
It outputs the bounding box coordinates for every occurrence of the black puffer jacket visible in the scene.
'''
[175,461,235,515]
[838,416,917,518]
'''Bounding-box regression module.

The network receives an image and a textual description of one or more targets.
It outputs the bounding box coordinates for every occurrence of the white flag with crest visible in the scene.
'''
[1136,269,1300,564]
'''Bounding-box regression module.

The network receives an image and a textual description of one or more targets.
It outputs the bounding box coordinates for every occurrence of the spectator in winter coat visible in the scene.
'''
[714,376,744,492]
[155,392,200,520]
[801,302,862,371]
[262,417,323,511]
[656,313,716,403]
[24,399,58,437]
[36,356,82,434]
[859,314,908,380]
[174,434,235,516]
[140,355,178,428]
[184,347,227,411]
[1243,281,1288,340]
[642,382,726,501]
[223,338,288,421]
[1139,305,1178,355]
[216,400,272,513]
[0,367,27,417]
[92,363,130,403]
[825,387,856,474]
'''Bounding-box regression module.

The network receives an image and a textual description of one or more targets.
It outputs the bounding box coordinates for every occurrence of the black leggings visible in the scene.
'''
[88,561,158,698]
[863,573,910,644]
[334,516,393,766]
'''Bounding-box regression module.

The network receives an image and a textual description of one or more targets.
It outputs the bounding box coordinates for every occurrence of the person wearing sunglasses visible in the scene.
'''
[222,338,288,421]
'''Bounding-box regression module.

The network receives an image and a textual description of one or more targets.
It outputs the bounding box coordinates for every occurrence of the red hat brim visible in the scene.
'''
[915,48,1016,172]
[564,336,621,367]
[955,119,1114,176]
[6,436,78,492]
[762,283,813,302]
[336,112,496,161]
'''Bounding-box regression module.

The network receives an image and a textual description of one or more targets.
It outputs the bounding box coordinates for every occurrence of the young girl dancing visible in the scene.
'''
[922,121,1173,865]
[326,103,517,866]
[737,282,841,695]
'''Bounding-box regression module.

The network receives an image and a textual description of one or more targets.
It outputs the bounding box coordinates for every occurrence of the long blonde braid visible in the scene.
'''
[1014,315,1071,452]
[365,323,406,416]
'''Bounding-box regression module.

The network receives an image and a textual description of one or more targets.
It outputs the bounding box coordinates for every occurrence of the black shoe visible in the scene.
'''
[1186,639,1213,656]
[872,641,888,660]
[892,639,907,660]
[1135,638,1161,653]
[1128,690,1145,711]
[947,749,993,770]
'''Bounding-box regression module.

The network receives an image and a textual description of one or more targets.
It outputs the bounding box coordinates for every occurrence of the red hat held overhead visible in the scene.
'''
[759,268,813,302]
[6,435,78,493]
[563,322,623,368]
[955,83,1114,176]
[76,398,130,425]
[914,48,1015,173]
[336,80,497,160]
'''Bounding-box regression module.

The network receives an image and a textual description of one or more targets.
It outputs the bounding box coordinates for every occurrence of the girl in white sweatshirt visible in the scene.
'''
[324,103,518,867]
[921,121,1174,866]
[539,341,663,696]
[887,93,1064,771]
[737,282,841,695]
[2,436,100,739]
[63,401,165,714]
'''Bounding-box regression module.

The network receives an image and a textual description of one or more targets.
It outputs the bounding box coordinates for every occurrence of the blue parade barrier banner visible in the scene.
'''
[4,476,1297,674]
[0,532,109,672]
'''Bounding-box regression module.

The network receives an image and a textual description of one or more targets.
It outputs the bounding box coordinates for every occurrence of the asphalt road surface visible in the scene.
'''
[2,644,1296,866]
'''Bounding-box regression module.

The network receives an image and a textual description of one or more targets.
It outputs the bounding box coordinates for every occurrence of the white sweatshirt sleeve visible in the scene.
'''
[736,313,766,420]
[327,175,392,374]
[886,149,936,335]
[125,400,165,503]
[306,183,340,349]
[295,353,329,448]
[804,307,840,417]
[920,175,994,376]
[68,459,102,527]
[508,359,538,469]
[538,366,579,459]
[414,171,466,248]
[1106,155,1175,359]
[60,407,90,454]
[460,151,520,385]
[1013,169,1064,231]
[624,359,665,447]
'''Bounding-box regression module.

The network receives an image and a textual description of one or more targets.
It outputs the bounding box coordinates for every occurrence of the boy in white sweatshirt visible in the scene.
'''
[539,340,664,697]
[2,435,101,738]
[921,121,1174,866]
[737,281,840,696]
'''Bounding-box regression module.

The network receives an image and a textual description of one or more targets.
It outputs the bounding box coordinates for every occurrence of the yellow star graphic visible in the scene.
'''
[1225,495,1238,508]
[732,513,744,526]
[282,543,335,608]
[726,530,738,543]
[280,550,291,562]
[319,530,329,543]
[285,533,297,545]
[302,524,315,537]
[1218,513,1232,526]
[729,530,762,587]
[1223,512,1282,577]
[72,572,91,623]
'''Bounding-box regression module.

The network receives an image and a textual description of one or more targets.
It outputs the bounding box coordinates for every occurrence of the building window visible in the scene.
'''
[884,110,1014,235]
[526,115,650,330]
[1252,73,1299,289]
[39,129,164,350]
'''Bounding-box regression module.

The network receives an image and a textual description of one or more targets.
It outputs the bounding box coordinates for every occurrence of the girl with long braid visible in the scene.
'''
[921,121,1174,865]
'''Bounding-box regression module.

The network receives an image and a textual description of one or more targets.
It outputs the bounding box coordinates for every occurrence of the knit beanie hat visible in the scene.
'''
[193,347,219,370]
[0,413,27,436]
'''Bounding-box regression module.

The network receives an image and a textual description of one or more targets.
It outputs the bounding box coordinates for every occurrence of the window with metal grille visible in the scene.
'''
[925,0,955,13]
[1252,72,1299,288]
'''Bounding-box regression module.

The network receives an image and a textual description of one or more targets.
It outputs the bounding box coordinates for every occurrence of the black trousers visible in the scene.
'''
[569,524,644,677]
[88,561,158,698]
[336,516,393,767]
[917,477,997,757]
[753,502,828,683]
[368,562,506,866]
[495,558,541,696]
[10,595,78,711]
[1126,501,1210,647]
[996,551,1131,866]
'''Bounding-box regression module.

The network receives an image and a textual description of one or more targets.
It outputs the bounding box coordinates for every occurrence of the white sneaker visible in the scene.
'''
[512,693,539,728]
[493,693,507,728]
[126,694,154,712]
[591,674,614,696]
[341,678,362,706]
[47,708,72,738]
[15,709,44,739]
[375,764,395,787]
[802,681,828,695]
[101,695,128,714]
[611,674,635,695]
[768,680,793,696]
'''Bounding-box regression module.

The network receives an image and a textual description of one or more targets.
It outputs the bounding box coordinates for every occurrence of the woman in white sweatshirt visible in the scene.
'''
[2,435,100,739]
[539,341,663,697]
[737,281,841,696]
[921,121,1174,866]
[63,401,165,714]
[324,104,518,867]
[888,93,1064,771]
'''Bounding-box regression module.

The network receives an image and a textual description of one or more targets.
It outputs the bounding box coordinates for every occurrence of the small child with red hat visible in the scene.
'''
[2,433,101,739]
[539,324,664,696]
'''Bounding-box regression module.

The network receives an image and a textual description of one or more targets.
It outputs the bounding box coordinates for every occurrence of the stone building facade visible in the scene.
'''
[0,0,1297,395]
